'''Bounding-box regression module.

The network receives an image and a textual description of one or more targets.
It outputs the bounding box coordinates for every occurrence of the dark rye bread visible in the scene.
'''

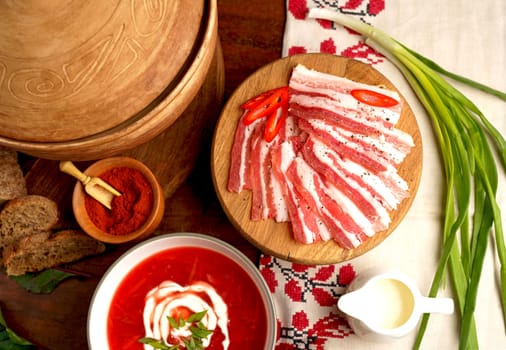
[0,147,27,205]
[3,230,106,276]
[0,195,59,254]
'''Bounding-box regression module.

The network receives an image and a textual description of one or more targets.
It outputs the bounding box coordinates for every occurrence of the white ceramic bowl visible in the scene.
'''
[88,233,276,349]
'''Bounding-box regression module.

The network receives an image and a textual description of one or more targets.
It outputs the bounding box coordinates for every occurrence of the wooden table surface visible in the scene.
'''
[0,1,285,349]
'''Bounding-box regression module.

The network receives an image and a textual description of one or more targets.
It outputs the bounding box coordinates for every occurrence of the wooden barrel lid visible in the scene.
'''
[0,0,204,142]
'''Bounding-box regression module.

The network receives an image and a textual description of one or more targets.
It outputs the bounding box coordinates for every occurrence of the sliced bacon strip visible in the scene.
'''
[298,118,389,173]
[289,95,414,155]
[270,168,289,222]
[300,114,408,166]
[377,168,410,205]
[304,135,408,210]
[279,114,301,140]
[228,111,258,193]
[249,123,291,222]
[271,141,331,243]
[249,125,270,221]
[227,64,414,249]
[301,136,391,230]
[290,99,395,134]
[286,156,366,248]
[289,64,402,124]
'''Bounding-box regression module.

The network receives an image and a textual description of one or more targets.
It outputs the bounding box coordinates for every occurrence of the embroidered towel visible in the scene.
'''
[259,1,506,349]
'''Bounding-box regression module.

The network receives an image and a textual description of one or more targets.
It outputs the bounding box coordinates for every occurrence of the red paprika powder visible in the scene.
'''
[84,167,153,235]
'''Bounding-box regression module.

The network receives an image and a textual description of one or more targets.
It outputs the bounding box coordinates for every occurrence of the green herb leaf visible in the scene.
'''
[142,310,213,350]
[0,306,35,349]
[167,316,179,329]
[9,269,76,294]
[138,337,170,349]
[182,338,193,350]
[178,317,185,328]
[190,325,213,339]
[186,310,207,323]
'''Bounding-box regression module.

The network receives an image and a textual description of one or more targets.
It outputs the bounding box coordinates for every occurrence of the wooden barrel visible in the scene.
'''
[0,0,224,196]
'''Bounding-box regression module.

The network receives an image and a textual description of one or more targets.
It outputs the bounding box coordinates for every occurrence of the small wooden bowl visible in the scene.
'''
[72,157,165,244]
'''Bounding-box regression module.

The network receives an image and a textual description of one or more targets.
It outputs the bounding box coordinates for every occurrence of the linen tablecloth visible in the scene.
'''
[259,1,506,349]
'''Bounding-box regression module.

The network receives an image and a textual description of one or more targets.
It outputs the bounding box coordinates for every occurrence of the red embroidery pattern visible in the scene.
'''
[369,0,386,15]
[288,46,308,56]
[286,0,386,65]
[259,255,357,348]
[341,42,384,65]
[288,0,309,20]
[320,38,337,54]
[315,18,334,29]
[267,1,389,347]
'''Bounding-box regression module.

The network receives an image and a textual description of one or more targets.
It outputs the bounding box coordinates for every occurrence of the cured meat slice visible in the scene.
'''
[286,155,367,248]
[279,114,301,140]
[249,125,271,221]
[270,115,302,223]
[249,123,289,222]
[270,168,289,223]
[290,94,396,131]
[300,116,408,166]
[298,118,389,173]
[271,141,331,243]
[289,95,414,156]
[289,64,402,124]
[228,108,292,222]
[228,111,258,193]
[227,64,414,249]
[301,136,392,228]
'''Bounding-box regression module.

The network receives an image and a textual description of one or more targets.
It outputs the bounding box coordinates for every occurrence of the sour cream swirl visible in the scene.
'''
[143,280,229,349]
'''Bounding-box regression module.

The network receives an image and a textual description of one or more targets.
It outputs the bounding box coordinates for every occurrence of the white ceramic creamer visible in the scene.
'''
[337,270,454,341]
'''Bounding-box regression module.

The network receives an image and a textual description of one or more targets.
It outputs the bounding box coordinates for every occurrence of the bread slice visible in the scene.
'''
[3,230,106,276]
[0,195,59,253]
[0,147,27,205]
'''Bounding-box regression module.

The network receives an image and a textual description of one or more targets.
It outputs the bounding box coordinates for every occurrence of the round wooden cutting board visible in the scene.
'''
[211,53,422,265]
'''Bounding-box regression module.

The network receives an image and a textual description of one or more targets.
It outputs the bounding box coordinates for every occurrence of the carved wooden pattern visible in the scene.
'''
[0,0,203,143]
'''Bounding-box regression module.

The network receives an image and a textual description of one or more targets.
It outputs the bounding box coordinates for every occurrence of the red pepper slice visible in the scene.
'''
[241,86,286,110]
[242,87,289,126]
[264,104,287,142]
[350,89,399,108]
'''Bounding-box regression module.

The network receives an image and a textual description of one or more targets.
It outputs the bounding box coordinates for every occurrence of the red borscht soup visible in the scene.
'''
[107,246,269,349]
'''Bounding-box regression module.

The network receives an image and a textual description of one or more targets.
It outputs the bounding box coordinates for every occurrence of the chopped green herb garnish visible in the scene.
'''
[190,323,213,339]
[186,310,207,323]
[139,337,178,350]
[140,310,213,350]
[168,315,179,329]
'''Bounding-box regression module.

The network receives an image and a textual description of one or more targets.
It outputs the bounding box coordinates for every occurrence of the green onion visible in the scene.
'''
[308,8,506,350]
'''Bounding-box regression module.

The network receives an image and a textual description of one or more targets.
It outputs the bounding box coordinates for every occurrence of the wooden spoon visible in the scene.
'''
[59,161,121,210]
